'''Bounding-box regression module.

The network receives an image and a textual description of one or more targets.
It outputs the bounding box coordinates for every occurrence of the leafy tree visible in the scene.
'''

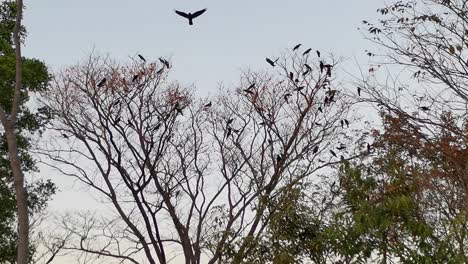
[0,1,56,263]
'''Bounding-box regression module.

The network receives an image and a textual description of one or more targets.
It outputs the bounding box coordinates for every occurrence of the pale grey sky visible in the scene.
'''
[21,0,386,262]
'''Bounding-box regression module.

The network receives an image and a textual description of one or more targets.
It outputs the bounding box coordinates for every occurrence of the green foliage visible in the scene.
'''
[0,1,55,262]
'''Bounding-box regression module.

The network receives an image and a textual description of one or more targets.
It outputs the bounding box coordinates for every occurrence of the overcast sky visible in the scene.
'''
[21,0,385,262]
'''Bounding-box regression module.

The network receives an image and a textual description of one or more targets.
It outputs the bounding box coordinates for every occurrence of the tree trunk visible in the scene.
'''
[11,0,29,263]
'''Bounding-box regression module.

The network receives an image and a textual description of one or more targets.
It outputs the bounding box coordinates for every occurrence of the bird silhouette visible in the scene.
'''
[340,120,344,128]
[226,127,232,138]
[204,102,212,108]
[266,58,277,67]
[243,88,254,95]
[284,93,292,103]
[357,86,362,96]
[62,133,69,139]
[420,106,430,111]
[318,107,323,113]
[303,64,312,75]
[97,78,106,88]
[138,54,146,62]
[337,145,346,150]
[175,8,207,25]
[303,48,312,56]
[316,50,321,57]
[132,74,139,82]
[313,145,319,154]
[294,86,304,92]
[276,154,282,163]
[344,119,349,128]
[293,44,302,51]
[289,72,294,81]
[159,58,170,68]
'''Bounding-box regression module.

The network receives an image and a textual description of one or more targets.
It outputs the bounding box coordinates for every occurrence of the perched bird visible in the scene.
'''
[330,150,337,157]
[293,43,302,51]
[313,145,319,154]
[318,107,323,113]
[284,93,292,103]
[159,58,170,68]
[226,127,232,138]
[303,48,312,56]
[204,102,212,108]
[303,63,312,75]
[111,99,121,107]
[344,119,349,128]
[289,72,294,81]
[174,8,207,25]
[266,57,277,67]
[97,78,107,88]
[357,86,362,96]
[276,154,283,163]
[62,133,69,139]
[114,116,121,125]
[132,74,139,82]
[243,88,254,95]
[316,50,321,57]
[138,54,146,62]
[420,106,430,111]
[325,65,332,77]
[337,145,346,150]
[294,86,304,92]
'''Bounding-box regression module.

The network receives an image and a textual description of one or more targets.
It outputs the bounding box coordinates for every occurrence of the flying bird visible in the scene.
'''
[138,54,146,62]
[303,48,312,56]
[97,78,107,88]
[174,8,207,25]
[293,44,302,51]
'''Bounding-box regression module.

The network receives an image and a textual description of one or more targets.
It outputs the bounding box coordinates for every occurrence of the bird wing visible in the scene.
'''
[192,8,207,18]
[175,10,190,19]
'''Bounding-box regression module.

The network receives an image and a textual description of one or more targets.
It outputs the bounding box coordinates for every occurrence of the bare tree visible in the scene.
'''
[0,0,30,263]
[39,50,357,263]
[358,0,468,213]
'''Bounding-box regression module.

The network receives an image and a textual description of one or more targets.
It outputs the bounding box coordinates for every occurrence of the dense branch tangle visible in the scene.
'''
[41,52,353,263]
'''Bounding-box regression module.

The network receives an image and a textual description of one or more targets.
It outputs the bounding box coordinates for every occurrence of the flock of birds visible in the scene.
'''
[84,8,378,164]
